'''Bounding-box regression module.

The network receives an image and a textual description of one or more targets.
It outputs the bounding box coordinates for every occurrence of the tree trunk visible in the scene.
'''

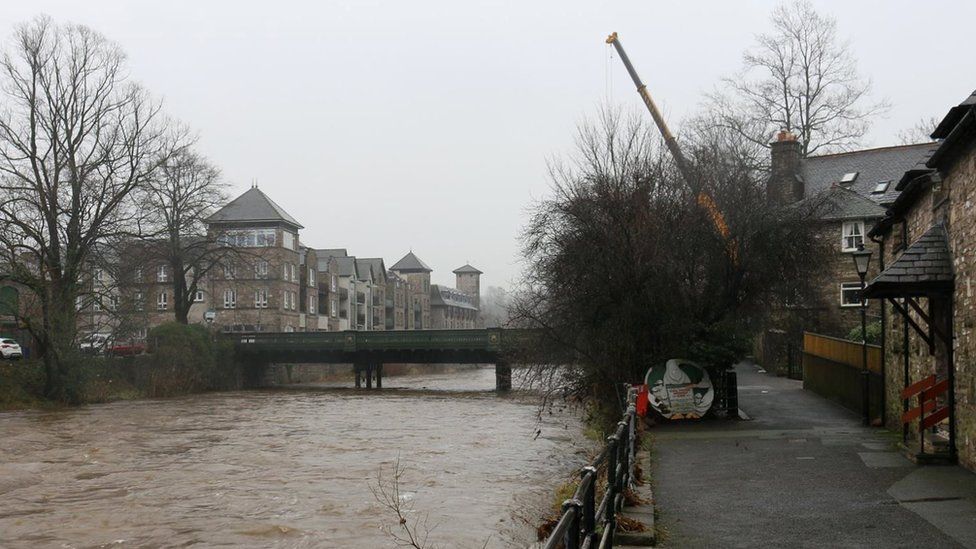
[42,281,81,403]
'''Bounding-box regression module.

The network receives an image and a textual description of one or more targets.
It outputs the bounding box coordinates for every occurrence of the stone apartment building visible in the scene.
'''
[204,186,316,333]
[430,264,483,329]
[863,90,976,472]
[390,252,432,330]
[768,132,938,339]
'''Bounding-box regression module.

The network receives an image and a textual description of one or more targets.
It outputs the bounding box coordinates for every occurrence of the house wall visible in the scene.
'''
[880,139,976,471]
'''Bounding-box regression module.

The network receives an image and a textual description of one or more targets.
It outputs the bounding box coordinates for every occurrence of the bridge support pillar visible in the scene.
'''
[496,361,512,392]
[365,363,374,389]
[376,363,383,389]
[354,364,362,388]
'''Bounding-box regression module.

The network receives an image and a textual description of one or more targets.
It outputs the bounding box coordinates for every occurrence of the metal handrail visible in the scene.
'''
[542,386,638,549]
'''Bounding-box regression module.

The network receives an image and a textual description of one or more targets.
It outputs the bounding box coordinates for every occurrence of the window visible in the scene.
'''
[255,260,269,279]
[308,295,315,314]
[840,172,858,184]
[194,290,205,302]
[840,282,864,308]
[331,298,338,318]
[93,299,101,312]
[283,231,295,250]
[135,292,144,311]
[223,289,237,309]
[157,265,169,282]
[309,268,314,287]
[219,228,276,248]
[255,289,268,309]
[841,221,864,252]
[94,269,104,283]
[134,268,142,282]
[108,295,119,311]
[224,264,235,279]
[283,290,290,310]
[331,275,337,291]
[872,181,890,194]
[157,292,168,310]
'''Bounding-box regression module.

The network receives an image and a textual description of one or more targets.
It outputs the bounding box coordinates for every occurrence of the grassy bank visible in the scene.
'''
[0,323,242,411]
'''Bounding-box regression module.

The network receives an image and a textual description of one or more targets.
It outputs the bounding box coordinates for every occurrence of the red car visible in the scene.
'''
[107,341,146,356]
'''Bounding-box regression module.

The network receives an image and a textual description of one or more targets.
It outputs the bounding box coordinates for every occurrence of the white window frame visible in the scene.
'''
[255,260,269,279]
[840,282,865,308]
[135,291,144,312]
[223,289,237,309]
[283,231,295,250]
[841,221,865,252]
[308,295,315,314]
[283,290,290,310]
[309,267,314,287]
[157,291,168,310]
[254,289,268,309]
[331,275,337,291]
[194,290,205,302]
[157,265,169,283]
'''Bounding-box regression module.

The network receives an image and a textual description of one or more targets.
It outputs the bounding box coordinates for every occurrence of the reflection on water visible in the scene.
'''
[0,366,589,548]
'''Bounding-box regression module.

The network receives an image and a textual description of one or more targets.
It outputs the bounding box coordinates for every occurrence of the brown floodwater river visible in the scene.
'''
[0,367,590,548]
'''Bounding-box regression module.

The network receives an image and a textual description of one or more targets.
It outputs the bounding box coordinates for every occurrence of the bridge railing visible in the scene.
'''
[233,328,538,354]
[543,386,638,549]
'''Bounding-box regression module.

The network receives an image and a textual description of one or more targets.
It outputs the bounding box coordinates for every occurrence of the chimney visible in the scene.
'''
[769,130,803,205]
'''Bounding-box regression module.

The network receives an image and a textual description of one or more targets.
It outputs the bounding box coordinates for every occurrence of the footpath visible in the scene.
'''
[650,361,976,548]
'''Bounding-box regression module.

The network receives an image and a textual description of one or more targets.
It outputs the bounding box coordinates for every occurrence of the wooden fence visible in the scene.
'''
[802,332,883,420]
[802,332,881,374]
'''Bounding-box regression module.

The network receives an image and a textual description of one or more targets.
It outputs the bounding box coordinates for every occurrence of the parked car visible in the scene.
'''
[107,340,146,356]
[0,338,23,360]
[80,333,110,354]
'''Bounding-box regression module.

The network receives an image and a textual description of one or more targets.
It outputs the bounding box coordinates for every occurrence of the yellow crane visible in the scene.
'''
[606,32,736,263]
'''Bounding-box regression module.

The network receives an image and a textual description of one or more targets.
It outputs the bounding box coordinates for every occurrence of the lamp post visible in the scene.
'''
[852,243,872,426]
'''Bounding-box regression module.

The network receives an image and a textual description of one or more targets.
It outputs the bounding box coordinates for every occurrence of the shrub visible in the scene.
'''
[847,320,882,345]
[146,322,239,396]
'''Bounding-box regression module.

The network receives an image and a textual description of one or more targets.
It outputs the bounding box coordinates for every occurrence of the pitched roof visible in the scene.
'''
[800,143,938,207]
[932,90,976,138]
[811,185,886,221]
[333,256,357,277]
[206,187,303,229]
[360,258,387,283]
[863,224,954,298]
[391,251,432,273]
[927,90,976,169]
[452,264,483,275]
[430,285,479,311]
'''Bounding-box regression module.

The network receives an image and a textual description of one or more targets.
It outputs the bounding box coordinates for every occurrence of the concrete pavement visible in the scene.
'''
[650,361,976,548]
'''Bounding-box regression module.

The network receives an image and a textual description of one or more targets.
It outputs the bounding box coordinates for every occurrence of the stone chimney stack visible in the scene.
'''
[769,130,804,205]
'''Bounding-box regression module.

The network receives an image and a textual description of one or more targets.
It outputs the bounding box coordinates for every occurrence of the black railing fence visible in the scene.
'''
[542,387,638,549]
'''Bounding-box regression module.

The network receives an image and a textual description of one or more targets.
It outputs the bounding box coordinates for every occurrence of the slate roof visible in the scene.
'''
[800,143,939,207]
[359,258,387,283]
[333,256,357,277]
[863,224,954,298]
[927,90,976,169]
[452,264,483,275]
[810,185,886,221]
[932,90,976,138]
[430,285,478,311]
[206,187,303,229]
[315,249,348,272]
[391,251,432,273]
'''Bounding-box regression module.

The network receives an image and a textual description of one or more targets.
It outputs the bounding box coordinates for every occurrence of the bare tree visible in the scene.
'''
[139,149,232,324]
[897,116,940,145]
[0,17,178,401]
[706,0,888,161]
[371,457,436,549]
[512,109,829,411]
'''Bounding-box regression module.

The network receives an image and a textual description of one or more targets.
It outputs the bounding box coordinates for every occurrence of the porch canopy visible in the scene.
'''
[862,223,954,299]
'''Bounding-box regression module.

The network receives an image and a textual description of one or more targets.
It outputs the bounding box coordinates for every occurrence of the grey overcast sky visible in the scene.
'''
[2,1,973,289]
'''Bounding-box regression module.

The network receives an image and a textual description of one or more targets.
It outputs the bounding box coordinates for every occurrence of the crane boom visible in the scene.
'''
[605,32,692,184]
[606,32,736,262]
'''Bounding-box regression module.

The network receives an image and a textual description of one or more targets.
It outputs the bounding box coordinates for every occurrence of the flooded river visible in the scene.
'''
[0,367,590,548]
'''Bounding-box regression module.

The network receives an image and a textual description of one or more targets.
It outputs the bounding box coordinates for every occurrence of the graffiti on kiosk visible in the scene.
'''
[644,359,714,419]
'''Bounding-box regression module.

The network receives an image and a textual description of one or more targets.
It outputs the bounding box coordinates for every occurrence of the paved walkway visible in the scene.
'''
[651,361,976,548]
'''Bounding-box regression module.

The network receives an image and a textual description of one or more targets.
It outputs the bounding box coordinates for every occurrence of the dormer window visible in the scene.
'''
[840,172,858,184]
[872,181,890,194]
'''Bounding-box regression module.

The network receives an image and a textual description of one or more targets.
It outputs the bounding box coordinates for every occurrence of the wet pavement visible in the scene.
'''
[0,367,590,548]
[651,361,976,548]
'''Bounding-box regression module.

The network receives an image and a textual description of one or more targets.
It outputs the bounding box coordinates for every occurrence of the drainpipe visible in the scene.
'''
[869,230,886,426]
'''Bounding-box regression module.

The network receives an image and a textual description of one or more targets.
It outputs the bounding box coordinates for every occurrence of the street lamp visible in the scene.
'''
[852,243,872,426]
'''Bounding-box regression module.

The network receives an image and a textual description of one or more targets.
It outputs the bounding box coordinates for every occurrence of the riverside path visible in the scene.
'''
[651,361,976,548]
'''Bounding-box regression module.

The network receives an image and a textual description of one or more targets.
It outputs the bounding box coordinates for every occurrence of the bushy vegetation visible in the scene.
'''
[847,320,882,346]
[0,323,239,409]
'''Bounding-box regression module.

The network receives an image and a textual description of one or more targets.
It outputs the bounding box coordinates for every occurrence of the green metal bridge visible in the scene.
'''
[232,328,536,390]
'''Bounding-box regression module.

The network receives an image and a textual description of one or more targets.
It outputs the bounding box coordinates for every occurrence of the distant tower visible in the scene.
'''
[453,264,482,309]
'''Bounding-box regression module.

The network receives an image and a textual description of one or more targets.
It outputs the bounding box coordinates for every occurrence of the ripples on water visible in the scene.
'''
[0,366,590,548]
